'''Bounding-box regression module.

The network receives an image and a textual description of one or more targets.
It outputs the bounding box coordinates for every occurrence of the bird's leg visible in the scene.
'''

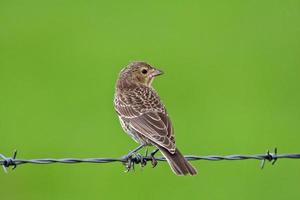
[150,148,159,168]
[125,144,146,159]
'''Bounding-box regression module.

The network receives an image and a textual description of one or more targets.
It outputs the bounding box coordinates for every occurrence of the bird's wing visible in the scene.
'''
[129,112,176,153]
[114,87,176,153]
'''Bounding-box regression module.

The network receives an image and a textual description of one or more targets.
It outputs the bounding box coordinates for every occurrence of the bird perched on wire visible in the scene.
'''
[113,61,197,176]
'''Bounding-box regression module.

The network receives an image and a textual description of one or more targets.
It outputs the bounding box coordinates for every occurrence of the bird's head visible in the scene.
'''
[119,61,163,87]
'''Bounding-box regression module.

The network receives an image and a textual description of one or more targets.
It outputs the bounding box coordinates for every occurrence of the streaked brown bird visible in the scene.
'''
[114,61,197,176]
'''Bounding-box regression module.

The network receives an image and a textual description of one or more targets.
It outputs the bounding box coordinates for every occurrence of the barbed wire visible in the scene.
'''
[1,148,300,173]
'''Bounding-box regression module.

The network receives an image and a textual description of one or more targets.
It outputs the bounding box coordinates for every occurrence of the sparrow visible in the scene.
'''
[114,61,197,176]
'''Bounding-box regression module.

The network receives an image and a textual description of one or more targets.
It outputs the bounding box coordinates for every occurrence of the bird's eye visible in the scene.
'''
[141,69,148,74]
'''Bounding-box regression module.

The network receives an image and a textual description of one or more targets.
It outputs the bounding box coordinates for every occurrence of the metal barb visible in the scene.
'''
[261,148,278,169]
[0,150,17,173]
[272,148,278,165]
[0,154,8,173]
[12,150,18,170]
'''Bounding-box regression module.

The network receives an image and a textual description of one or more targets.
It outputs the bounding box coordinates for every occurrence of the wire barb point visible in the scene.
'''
[0,150,18,173]
[261,148,278,169]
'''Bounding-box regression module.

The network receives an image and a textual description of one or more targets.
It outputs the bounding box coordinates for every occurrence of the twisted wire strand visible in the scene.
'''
[1,148,300,172]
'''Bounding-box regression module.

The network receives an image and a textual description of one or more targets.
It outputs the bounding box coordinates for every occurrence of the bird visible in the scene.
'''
[114,61,197,176]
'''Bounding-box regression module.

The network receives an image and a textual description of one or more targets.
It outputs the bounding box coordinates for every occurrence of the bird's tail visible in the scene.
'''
[157,147,197,176]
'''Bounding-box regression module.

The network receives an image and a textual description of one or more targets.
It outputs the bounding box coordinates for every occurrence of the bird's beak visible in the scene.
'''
[152,68,164,77]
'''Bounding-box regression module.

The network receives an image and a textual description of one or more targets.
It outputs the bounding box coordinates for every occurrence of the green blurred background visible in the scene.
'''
[1,0,300,199]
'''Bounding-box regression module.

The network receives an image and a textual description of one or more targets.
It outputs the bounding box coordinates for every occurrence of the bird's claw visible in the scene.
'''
[122,148,159,171]
[123,151,144,172]
[124,156,135,172]
[150,153,158,168]
[122,151,134,172]
[150,148,159,168]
